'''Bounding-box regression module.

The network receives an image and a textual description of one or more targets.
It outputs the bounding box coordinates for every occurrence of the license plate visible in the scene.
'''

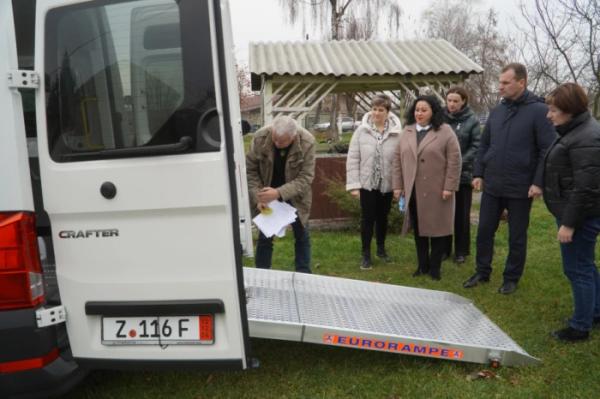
[101,315,214,345]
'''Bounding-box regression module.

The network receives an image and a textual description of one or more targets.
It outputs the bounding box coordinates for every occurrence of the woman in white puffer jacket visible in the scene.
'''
[346,94,403,269]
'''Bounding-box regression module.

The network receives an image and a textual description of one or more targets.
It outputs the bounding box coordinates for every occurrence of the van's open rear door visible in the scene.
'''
[34,0,251,369]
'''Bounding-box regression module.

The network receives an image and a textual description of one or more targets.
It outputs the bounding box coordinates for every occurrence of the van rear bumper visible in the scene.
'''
[0,308,86,399]
[1,354,87,399]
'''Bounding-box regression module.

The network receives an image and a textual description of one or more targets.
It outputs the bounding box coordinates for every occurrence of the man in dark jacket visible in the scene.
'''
[463,63,556,294]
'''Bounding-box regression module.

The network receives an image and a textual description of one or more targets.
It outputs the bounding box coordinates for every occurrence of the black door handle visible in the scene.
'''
[100,182,117,199]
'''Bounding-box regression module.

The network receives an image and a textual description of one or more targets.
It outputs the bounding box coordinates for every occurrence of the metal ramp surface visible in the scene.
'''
[244,268,538,367]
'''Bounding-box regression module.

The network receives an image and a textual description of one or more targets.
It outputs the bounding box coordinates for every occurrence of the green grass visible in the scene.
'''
[65,201,600,399]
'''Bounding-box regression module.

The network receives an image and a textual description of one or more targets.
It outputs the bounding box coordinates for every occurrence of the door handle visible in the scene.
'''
[100,181,117,199]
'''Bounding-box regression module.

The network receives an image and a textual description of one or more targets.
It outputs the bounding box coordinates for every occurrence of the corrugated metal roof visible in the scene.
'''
[249,39,483,78]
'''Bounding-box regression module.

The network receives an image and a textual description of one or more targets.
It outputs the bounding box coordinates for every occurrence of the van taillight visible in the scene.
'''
[0,212,44,310]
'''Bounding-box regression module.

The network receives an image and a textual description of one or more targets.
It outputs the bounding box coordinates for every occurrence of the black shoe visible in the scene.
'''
[360,255,372,270]
[376,248,392,263]
[498,281,518,295]
[454,255,466,264]
[463,273,489,288]
[430,273,441,281]
[551,326,589,342]
[412,266,429,277]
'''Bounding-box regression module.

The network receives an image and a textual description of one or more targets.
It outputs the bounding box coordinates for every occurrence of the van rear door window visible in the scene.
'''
[44,0,221,162]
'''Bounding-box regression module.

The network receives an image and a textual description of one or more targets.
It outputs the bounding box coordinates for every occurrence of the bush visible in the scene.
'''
[328,143,349,154]
[323,179,404,233]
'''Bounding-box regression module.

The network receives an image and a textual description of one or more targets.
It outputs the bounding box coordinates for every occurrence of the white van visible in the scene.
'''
[0,1,253,397]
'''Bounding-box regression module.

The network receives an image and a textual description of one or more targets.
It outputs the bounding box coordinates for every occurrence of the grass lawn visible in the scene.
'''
[65,201,600,399]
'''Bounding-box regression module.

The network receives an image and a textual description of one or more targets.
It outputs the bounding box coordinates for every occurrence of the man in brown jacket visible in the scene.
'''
[246,116,316,273]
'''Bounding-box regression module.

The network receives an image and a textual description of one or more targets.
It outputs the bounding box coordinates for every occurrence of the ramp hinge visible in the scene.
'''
[7,70,40,89]
[36,305,67,327]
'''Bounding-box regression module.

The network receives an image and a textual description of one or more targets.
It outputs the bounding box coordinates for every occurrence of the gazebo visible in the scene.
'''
[249,39,483,125]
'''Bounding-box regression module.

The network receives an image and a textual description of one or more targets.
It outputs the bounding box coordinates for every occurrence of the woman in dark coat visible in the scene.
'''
[543,82,600,342]
[443,87,481,263]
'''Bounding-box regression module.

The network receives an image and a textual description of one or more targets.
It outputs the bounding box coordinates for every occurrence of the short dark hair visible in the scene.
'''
[501,63,528,82]
[446,86,470,107]
[405,95,444,130]
[371,94,392,111]
[546,82,589,115]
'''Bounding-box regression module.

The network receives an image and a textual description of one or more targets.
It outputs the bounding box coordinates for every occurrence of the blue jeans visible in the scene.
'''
[558,217,600,331]
[255,219,311,273]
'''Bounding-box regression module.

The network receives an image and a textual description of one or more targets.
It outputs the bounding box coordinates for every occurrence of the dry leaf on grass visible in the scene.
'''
[466,369,498,381]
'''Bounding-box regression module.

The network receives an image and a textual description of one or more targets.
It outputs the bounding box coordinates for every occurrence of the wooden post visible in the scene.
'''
[262,76,273,125]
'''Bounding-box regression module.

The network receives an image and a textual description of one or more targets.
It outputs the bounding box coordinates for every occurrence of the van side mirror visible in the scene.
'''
[241,120,251,135]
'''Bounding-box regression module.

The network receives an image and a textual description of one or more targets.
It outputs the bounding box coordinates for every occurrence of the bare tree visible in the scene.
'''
[517,0,600,117]
[278,0,402,141]
[469,9,512,111]
[423,1,511,113]
[279,0,402,40]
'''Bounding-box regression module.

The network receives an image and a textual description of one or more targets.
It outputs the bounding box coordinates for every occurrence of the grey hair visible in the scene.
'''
[271,116,297,138]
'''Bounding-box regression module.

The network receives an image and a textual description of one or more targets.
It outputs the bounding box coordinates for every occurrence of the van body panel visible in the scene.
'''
[0,1,34,212]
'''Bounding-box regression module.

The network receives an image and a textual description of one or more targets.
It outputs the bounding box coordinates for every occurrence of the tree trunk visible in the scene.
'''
[330,0,339,40]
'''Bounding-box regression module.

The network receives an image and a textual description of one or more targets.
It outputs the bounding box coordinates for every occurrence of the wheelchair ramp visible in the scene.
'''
[244,268,538,367]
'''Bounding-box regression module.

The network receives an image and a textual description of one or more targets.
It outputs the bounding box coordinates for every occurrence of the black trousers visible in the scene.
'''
[475,192,533,282]
[409,190,448,278]
[360,189,393,254]
[445,184,473,257]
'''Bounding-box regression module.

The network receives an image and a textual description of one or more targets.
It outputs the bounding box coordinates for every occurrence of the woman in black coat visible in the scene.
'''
[443,87,480,263]
[543,82,600,342]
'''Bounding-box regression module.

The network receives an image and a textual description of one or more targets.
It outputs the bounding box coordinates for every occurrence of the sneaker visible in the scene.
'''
[551,326,589,342]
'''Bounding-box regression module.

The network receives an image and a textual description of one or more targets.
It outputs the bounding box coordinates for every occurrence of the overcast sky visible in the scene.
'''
[229,0,525,64]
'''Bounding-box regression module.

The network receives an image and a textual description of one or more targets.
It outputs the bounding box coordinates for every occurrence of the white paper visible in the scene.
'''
[276,226,287,238]
[252,200,298,238]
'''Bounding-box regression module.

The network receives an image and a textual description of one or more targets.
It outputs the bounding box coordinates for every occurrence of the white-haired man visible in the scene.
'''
[246,115,316,273]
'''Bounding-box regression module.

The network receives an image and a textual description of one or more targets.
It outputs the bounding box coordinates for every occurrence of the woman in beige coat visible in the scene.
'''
[392,95,461,280]
[346,94,402,269]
